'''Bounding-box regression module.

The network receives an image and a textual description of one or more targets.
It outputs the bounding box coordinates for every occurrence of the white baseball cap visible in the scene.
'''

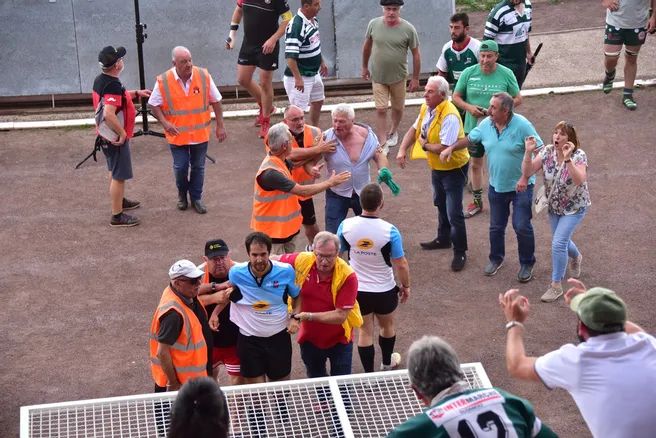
[168,259,205,280]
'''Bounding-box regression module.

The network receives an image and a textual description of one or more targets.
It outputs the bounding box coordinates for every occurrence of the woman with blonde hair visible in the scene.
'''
[522,121,591,303]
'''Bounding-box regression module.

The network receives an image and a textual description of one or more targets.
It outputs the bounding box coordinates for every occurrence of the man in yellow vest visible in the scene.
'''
[149,46,227,214]
[281,105,337,248]
[277,231,360,377]
[252,122,350,254]
[396,75,470,271]
[149,259,213,392]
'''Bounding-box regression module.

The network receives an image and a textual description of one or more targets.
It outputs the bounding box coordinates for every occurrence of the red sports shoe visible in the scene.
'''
[258,117,271,139]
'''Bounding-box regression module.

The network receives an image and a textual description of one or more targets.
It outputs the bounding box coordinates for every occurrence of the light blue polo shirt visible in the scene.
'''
[228,260,300,337]
[468,114,543,193]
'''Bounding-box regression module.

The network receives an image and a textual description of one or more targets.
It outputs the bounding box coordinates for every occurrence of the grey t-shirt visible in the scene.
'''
[365,17,419,85]
[606,0,651,29]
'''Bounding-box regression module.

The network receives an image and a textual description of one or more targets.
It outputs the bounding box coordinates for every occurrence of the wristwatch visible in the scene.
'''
[505,320,524,331]
[211,282,217,292]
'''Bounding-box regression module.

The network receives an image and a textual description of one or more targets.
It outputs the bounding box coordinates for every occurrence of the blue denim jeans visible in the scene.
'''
[169,142,208,201]
[300,341,353,378]
[431,163,469,254]
[548,208,586,282]
[488,184,536,266]
[325,189,361,234]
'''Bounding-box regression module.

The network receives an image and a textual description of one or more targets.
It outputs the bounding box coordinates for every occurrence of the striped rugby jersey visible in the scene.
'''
[284,10,322,77]
[484,0,532,67]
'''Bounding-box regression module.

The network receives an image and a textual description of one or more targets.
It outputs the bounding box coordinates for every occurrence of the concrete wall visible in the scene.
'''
[0,0,453,97]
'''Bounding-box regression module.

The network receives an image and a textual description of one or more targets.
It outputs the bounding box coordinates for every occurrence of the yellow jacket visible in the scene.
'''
[292,252,363,342]
[411,100,469,170]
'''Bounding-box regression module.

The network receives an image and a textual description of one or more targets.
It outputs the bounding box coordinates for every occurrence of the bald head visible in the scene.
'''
[171,46,193,80]
[283,105,305,134]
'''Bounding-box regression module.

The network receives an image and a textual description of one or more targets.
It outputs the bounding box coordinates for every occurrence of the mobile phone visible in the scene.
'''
[476,106,488,116]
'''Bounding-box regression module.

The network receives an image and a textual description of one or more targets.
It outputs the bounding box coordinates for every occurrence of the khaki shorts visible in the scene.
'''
[372,80,406,111]
[271,233,298,255]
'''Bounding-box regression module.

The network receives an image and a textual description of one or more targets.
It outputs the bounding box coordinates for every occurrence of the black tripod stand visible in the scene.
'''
[131,0,163,139]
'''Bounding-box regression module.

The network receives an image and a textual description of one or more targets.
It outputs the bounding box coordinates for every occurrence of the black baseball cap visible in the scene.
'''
[380,0,404,5]
[205,239,229,258]
[98,46,126,68]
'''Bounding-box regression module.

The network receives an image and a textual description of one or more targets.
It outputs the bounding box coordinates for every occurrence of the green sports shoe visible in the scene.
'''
[602,70,615,94]
[623,96,637,111]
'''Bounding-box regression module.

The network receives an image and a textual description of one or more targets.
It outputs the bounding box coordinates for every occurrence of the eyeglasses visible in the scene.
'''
[178,277,201,285]
[315,252,338,261]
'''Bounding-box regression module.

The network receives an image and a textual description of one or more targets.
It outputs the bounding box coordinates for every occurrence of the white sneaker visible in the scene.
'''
[381,352,402,371]
[386,131,399,148]
[569,254,582,278]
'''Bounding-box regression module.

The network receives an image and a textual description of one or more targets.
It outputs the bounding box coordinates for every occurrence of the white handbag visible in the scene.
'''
[534,162,565,214]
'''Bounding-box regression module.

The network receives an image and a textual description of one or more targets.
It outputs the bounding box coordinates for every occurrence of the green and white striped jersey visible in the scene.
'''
[284,10,322,77]
[436,37,481,86]
[484,0,532,68]
[387,387,556,438]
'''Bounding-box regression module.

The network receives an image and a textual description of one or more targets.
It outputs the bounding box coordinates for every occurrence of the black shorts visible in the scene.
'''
[358,287,399,316]
[238,42,280,71]
[299,198,317,226]
[237,329,291,379]
[100,137,133,180]
[604,24,647,47]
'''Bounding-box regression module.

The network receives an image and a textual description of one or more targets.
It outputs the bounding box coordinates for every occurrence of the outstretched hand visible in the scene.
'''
[498,289,530,323]
[564,278,586,305]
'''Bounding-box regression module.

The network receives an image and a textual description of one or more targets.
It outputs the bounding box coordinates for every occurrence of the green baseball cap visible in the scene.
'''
[480,40,499,53]
[570,287,626,333]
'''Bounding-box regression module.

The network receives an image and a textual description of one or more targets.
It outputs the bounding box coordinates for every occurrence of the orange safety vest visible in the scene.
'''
[149,286,208,387]
[156,66,212,146]
[266,125,321,201]
[251,154,303,239]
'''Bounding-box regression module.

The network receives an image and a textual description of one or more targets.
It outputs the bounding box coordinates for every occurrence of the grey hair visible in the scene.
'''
[171,46,191,61]
[407,336,464,399]
[331,103,355,120]
[492,92,514,113]
[267,122,292,153]
[426,75,450,98]
[313,231,340,252]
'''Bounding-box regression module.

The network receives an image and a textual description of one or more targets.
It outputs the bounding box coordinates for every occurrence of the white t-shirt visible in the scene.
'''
[535,332,656,438]
[337,215,404,292]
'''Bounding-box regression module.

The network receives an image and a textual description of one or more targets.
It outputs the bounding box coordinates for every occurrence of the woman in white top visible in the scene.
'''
[522,121,591,303]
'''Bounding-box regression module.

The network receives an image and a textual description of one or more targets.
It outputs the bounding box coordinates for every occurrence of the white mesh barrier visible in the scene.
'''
[21,363,491,438]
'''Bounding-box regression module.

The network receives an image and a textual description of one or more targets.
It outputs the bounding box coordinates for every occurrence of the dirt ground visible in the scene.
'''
[2,85,655,437]
[2,1,655,437]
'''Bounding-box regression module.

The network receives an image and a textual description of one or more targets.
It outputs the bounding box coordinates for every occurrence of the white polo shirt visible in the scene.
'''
[535,332,656,438]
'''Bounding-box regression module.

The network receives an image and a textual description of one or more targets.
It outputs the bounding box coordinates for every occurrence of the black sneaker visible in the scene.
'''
[177,194,188,211]
[451,253,466,272]
[484,260,503,276]
[110,212,140,227]
[420,238,451,250]
[191,199,207,214]
[518,263,535,283]
[122,198,140,210]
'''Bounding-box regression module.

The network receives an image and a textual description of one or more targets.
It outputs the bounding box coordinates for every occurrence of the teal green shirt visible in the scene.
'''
[387,387,556,437]
[454,63,520,133]
[468,114,542,193]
